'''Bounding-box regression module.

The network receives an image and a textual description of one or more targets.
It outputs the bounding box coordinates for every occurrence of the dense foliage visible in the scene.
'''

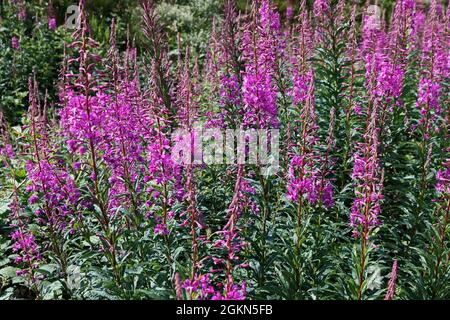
[0,1,65,123]
[0,0,449,300]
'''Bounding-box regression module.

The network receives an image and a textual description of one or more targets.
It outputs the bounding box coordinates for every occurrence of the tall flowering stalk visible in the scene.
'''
[388,0,416,68]
[284,0,312,169]
[207,0,244,128]
[10,0,27,22]
[144,70,184,237]
[8,181,42,287]
[47,0,57,30]
[288,79,319,222]
[289,0,314,109]
[416,0,448,135]
[285,73,334,297]
[186,159,199,277]
[384,259,398,300]
[313,0,331,45]
[288,74,334,215]
[102,19,147,221]
[177,54,220,299]
[240,1,284,288]
[220,165,248,299]
[340,5,360,188]
[59,0,121,285]
[431,150,450,294]
[412,0,448,239]
[285,0,293,26]
[350,96,384,300]
[26,78,80,279]
[140,0,174,121]
[346,4,359,116]
[176,47,203,280]
[60,0,105,208]
[183,166,252,300]
[319,106,336,209]
[187,1,248,299]
[311,0,356,193]
[1,111,42,288]
[203,18,221,100]
[211,165,252,300]
[373,0,417,136]
[241,0,282,129]
[362,12,404,122]
[416,0,447,136]
[140,2,186,279]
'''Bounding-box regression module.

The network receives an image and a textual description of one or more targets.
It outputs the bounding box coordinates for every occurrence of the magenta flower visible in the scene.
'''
[436,166,450,195]
[11,230,42,275]
[11,37,20,50]
[415,0,448,137]
[321,182,335,208]
[287,155,319,204]
[417,78,441,132]
[290,70,313,106]
[350,104,383,237]
[0,144,14,158]
[48,18,57,30]
[182,274,215,300]
[287,74,333,210]
[313,0,330,43]
[212,282,246,300]
[286,0,293,21]
[154,223,169,236]
[384,260,398,300]
[18,8,27,21]
[241,0,283,129]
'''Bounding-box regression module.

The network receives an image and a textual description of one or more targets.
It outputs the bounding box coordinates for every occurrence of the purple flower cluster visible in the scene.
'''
[287,155,319,204]
[241,0,282,129]
[11,36,20,51]
[313,0,331,44]
[362,18,404,105]
[287,76,334,209]
[60,91,106,155]
[18,8,27,22]
[7,182,42,280]
[182,274,246,300]
[416,0,448,136]
[26,78,80,233]
[48,18,57,31]
[436,153,450,197]
[210,166,254,299]
[417,78,441,131]
[11,230,42,277]
[384,260,398,300]
[287,156,334,209]
[102,87,147,213]
[290,70,313,107]
[26,159,80,231]
[350,104,384,237]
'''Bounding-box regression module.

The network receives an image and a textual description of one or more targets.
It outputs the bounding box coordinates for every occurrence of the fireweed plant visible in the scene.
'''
[0,0,448,300]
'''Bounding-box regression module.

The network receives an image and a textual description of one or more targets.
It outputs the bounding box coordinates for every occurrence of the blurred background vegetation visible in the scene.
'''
[48,0,405,51]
